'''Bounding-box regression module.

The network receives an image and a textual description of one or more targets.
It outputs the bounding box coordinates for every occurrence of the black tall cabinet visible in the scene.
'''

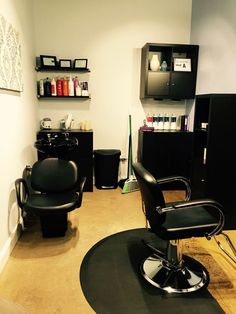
[192,94,236,229]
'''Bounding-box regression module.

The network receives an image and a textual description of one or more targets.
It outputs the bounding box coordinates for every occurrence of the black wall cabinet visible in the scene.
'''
[140,43,199,100]
[37,129,93,192]
[192,94,236,229]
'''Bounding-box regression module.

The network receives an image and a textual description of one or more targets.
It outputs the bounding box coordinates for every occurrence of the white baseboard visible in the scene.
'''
[0,223,22,273]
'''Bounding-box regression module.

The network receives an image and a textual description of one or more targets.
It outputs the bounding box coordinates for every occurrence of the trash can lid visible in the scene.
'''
[94,149,121,156]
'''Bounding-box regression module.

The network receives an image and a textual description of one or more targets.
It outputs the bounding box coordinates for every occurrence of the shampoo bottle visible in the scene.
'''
[75,77,82,96]
[39,79,44,96]
[51,77,57,96]
[68,76,74,96]
[62,77,69,96]
[158,115,164,130]
[163,114,170,130]
[170,114,177,130]
[44,77,51,96]
[146,113,153,127]
[56,78,63,96]
[153,114,158,130]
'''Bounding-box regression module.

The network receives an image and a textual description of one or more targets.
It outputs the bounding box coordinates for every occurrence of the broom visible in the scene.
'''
[122,115,139,194]
[118,133,131,189]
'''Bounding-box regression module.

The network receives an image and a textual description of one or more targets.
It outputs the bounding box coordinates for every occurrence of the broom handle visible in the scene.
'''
[127,134,131,178]
[129,115,134,175]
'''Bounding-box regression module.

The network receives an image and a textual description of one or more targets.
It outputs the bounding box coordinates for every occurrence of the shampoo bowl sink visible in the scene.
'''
[35,133,78,157]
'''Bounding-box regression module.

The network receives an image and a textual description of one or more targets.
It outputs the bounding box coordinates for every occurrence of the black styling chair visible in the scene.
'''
[133,162,236,293]
[15,158,86,238]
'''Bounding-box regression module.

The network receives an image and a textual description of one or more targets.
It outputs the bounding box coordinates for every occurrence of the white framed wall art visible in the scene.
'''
[0,15,23,92]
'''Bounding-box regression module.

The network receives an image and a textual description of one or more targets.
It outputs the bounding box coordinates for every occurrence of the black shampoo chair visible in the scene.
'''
[133,162,236,293]
[15,158,86,237]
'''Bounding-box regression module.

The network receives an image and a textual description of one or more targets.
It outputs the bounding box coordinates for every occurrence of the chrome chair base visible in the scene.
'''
[141,254,209,293]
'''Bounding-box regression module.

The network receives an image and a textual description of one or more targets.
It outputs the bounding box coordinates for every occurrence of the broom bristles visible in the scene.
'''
[122,176,139,194]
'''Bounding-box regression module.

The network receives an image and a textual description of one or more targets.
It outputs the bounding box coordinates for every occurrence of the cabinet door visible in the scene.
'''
[170,73,196,99]
[191,131,207,198]
[192,95,236,229]
[139,131,193,188]
[66,132,93,192]
[147,72,170,96]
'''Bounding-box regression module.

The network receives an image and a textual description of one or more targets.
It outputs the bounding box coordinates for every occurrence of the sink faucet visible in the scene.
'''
[63,132,69,139]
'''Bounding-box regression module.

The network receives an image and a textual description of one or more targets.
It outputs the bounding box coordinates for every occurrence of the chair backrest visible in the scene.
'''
[31,158,78,193]
[132,162,166,230]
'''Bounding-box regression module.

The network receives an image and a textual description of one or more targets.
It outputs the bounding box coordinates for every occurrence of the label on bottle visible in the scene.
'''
[74,77,79,87]
[62,79,69,96]
[56,79,63,96]
[51,84,55,94]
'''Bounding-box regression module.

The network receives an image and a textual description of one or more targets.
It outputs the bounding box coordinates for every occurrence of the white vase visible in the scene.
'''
[150,54,160,71]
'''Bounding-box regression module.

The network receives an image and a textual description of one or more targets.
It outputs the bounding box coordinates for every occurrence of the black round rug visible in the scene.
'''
[80,228,224,314]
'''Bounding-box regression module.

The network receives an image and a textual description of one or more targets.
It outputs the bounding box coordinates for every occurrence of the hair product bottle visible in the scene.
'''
[44,77,51,96]
[81,81,89,96]
[51,77,57,96]
[39,79,44,96]
[74,77,82,96]
[68,76,74,96]
[146,113,153,127]
[62,77,69,96]
[56,78,63,96]
[170,114,177,130]
[163,114,170,130]
[157,115,164,130]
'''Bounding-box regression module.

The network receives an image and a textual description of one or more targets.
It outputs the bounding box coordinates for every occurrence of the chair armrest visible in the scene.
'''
[15,178,29,209]
[171,198,223,210]
[158,175,191,201]
[76,177,86,207]
[157,198,223,213]
[157,198,225,237]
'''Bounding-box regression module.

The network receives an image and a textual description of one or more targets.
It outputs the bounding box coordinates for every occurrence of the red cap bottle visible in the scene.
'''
[56,78,63,96]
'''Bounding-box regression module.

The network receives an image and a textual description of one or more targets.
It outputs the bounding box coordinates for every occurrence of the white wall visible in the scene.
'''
[0,0,37,271]
[191,0,236,94]
[33,0,193,170]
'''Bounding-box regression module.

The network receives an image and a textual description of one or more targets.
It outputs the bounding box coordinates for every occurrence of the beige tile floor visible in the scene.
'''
[0,188,235,313]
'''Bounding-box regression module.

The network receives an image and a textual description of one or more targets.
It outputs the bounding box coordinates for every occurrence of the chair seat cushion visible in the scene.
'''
[161,205,219,240]
[24,192,79,214]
